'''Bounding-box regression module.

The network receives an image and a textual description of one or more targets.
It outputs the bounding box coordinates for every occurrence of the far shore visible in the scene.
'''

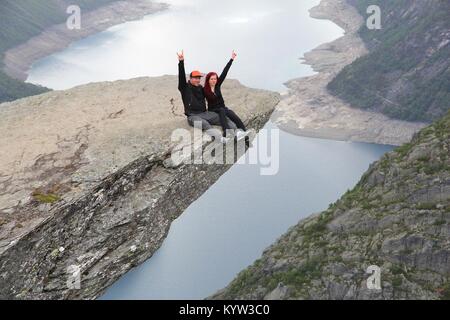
[4,0,428,147]
[3,0,169,81]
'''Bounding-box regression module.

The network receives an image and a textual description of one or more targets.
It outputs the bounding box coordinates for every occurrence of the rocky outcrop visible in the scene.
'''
[0,76,280,299]
[272,0,427,146]
[212,111,450,300]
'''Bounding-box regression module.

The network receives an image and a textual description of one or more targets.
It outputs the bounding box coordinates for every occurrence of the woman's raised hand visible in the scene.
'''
[231,50,237,60]
[177,50,184,61]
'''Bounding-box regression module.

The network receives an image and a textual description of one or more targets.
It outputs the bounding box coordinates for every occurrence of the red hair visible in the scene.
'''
[204,72,218,101]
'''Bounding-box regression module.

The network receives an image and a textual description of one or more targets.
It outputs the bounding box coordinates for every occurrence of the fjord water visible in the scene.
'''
[25,0,395,299]
[101,121,393,299]
[27,0,343,92]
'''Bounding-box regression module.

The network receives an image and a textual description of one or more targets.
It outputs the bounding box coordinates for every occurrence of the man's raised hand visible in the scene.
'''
[177,50,184,61]
[231,50,237,60]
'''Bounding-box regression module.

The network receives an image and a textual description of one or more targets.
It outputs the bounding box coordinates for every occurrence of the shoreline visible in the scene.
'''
[272,0,427,146]
[2,0,169,81]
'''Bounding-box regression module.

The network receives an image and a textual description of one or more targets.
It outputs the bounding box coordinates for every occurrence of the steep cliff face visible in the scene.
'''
[0,76,280,299]
[328,0,450,122]
[212,111,450,300]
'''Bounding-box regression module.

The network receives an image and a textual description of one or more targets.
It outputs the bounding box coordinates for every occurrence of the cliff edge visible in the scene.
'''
[0,76,280,299]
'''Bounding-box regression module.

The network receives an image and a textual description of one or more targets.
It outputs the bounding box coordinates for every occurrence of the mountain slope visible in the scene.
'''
[0,69,49,102]
[0,0,118,53]
[327,0,450,122]
[0,0,162,103]
[0,0,119,103]
[212,110,450,300]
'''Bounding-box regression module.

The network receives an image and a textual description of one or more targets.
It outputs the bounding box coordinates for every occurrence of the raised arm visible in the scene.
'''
[177,50,187,91]
[218,50,237,85]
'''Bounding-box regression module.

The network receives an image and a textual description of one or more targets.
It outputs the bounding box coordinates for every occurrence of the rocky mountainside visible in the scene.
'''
[0,76,280,299]
[272,0,427,146]
[0,0,167,103]
[0,0,119,53]
[328,0,450,122]
[0,0,116,102]
[212,110,450,300]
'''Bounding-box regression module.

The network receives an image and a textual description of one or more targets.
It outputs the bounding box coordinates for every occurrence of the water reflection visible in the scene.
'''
[27,0,343,91]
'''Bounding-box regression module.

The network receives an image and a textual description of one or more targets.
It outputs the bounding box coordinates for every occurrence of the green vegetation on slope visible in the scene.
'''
[213,110,450,300]
[328,0,450,122]
[0,69,49,102]
[0,0,118,53]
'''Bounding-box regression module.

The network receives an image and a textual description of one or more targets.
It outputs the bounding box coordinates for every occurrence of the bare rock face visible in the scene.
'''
[211,111,450,300]
[0,76,280,299]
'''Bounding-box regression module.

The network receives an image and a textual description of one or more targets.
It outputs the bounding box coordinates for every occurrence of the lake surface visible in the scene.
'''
[27,0,343,92]
[25,0,394,300]
[101,121,393,299]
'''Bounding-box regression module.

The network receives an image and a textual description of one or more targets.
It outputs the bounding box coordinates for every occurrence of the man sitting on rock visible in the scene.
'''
[177,50,235,143]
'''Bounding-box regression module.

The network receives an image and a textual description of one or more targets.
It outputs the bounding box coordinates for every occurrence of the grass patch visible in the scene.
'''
[392,276,403,288]
[32,191,60,203]
[395,143,413,158]
[265,258,324,292]
[302,211,333,243]
[434,220,446,226]
[416,202,437,210]
[440,283,450,300]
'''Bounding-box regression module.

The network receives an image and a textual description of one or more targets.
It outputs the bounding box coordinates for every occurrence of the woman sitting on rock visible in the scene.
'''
[204,51,250,140]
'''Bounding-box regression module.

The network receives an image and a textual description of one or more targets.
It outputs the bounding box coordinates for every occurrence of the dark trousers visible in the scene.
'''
[215,107,247,136]
[186,111,221,131]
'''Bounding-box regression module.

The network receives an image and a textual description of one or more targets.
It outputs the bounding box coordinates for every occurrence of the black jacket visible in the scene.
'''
[205,59,233,111]
[178,60,207,115]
